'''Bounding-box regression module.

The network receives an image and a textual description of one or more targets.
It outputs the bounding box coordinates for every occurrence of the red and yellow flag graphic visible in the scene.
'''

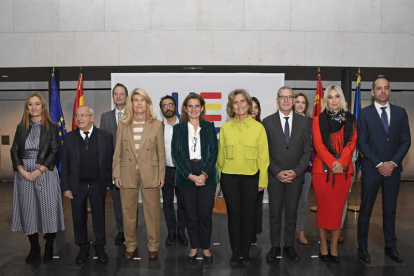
[312,74,324,117]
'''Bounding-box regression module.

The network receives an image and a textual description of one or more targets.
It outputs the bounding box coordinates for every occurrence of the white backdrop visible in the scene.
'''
[111,73,285,203]
[111,73,285,130]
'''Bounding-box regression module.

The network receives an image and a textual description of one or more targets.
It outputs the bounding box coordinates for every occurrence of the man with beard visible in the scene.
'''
[100,83,128,245]
[159,95,188,245]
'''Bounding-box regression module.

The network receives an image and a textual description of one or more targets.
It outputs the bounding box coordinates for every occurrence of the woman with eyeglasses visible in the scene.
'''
[217,89,269,266]
[171,93,219,264]
[10,93,65,264]
[113,88,166,261]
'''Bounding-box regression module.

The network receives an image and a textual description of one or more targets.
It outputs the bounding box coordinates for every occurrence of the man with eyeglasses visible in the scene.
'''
[100,83,128,245]
[263,86,311,262]
[61,105,114,264]
[159,95,188,246]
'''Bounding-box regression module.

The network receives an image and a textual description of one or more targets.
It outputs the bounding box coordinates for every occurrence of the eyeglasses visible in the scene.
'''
[162,103,175,109]
[278,95,293,100]
[191,137,197,152]
[74,114,92,118]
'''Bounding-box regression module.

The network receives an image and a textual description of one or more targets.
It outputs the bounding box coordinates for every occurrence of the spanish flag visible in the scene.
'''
[72,73,84,130]
[312,73,324,117]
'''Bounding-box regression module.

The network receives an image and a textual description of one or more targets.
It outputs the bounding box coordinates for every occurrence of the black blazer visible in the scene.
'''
[100,109,117,149]
[263,111,311,183]
[10,122,60,171]
[61,126,113,196]
[171,120,219,188]
[357,103,411,173]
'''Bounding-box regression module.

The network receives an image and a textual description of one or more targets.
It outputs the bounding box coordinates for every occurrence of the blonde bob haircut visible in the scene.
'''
[321,85,347,113]
[20,92,53,130]
[121,88,157,124]
[226,88,252,118]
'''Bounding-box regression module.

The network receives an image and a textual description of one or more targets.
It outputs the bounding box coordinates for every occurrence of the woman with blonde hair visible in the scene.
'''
[11,93,65,264]
[312,85,357,262]
[113,88,165,260]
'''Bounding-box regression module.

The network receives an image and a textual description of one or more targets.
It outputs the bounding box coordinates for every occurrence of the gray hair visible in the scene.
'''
[321,85,347,112]
[277,86,293,97]
[76,105,94,115]
[226,88,252,118]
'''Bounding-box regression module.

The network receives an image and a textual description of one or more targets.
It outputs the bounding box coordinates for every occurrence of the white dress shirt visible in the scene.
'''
[374,101,390,125]
[279,110,293,137]
[79,125,94,139]
[115,108,125,125]
[188,122,202,160]
[163,117,179,167]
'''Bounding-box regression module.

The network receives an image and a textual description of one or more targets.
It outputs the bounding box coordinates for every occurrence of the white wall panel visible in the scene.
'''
[381,0,414,33]
[59,0,105,32]
[14,0,58,32]
[105,0,151,31]
[305,32,349,66]
[197,0,244,30]
[245,0,290,30]
[213,31,259,65]
[151,0,197,30]
[0,0,13,32]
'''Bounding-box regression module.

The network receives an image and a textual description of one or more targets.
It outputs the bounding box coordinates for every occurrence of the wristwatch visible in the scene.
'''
[201,171,208,178]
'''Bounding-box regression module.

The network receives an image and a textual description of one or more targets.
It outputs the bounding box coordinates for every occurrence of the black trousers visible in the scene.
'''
[71,182,106,250]
[221,172,259,256]
[179,160,216,250]
[110,185,123,232]
[357,171,401,248]
[162,166,186,234]
[268,178,303,247]
[254,190,264,234]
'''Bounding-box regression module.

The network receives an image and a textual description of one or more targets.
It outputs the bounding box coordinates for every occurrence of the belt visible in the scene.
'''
[166,166,176,170]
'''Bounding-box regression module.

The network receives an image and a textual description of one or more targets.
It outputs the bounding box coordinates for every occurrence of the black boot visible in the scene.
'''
[43,233,56,263]
[26,233,40,264]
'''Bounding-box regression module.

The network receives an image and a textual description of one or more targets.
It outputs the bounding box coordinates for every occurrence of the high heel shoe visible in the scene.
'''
[188,249,198,264]
[203,254,213,264]
[319,246,330,262]
[330,254,339,262]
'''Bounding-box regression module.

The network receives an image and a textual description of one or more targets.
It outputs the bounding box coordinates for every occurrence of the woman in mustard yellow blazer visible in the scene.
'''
[113,88,166,261]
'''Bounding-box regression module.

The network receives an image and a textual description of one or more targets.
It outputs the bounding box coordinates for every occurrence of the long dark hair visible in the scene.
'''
[251,97,262,123]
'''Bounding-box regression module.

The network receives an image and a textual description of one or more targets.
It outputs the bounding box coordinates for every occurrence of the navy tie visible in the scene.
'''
[284,117,290,143]
[380,107,389,133]
[84,131,89,150]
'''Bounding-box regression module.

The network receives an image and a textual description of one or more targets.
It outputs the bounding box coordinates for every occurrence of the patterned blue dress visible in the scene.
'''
[12,120,65,235]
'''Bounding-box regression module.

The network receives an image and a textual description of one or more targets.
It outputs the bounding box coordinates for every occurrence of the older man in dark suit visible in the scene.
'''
[357,76,411,263]
[263,86,311,262]
[62,105,113,264]
[100,83,128,245]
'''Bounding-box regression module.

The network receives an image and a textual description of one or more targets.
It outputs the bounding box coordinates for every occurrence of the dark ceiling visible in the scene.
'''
[0,65,413,83]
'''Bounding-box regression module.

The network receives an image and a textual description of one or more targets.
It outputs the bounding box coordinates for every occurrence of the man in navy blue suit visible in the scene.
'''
[357,76,411,263]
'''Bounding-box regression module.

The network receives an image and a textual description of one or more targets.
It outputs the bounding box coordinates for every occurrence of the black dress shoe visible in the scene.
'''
[385,247,403,263]
[203,254,213,264]
[358,247,371,263]
[319,248,330,262]
[178,233,189,245]
[165,232,176,245]
[284,246,300,262]
[188,253,197,264]
[330,254,340,262]
[95,248,109,263]
[266,246,281,262]
[229,253,240,266]
[114,232,125,245]
[241,254,251,266]
[76,248,90,264]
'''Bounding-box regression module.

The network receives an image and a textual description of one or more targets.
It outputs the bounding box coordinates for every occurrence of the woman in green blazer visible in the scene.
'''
[171,93,219,265]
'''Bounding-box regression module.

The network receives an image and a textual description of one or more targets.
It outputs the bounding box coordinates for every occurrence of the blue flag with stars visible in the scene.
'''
[50,74,67,178]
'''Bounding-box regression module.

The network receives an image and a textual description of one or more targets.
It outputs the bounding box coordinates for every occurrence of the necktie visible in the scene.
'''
[380,107,389,133]
[117,112,123,126]
[284,117,290,143]
[84,131,89,150]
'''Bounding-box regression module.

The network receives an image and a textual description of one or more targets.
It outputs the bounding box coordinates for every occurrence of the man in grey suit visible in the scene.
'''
[100,83,128,245]
[263,86,311,262]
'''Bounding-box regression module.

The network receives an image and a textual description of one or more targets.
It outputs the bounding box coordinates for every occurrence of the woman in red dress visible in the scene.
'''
[312,85,357,262]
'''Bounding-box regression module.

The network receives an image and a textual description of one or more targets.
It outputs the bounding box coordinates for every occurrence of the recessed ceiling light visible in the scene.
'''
[1,75,9,78]
[183,67,203,70]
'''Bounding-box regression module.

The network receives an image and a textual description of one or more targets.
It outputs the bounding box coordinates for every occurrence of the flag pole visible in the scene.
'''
[348,68,361,212]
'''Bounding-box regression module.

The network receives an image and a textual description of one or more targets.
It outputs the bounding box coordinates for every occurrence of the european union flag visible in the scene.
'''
[50,74,67,178]
[354,74,361,119]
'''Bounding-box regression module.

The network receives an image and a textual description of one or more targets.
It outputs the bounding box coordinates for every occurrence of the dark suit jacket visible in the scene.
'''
[171,120,219,188]
[263,111,311,183]
[100,109,117,149]
[61,126,114,196]
[357,103,411,173]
